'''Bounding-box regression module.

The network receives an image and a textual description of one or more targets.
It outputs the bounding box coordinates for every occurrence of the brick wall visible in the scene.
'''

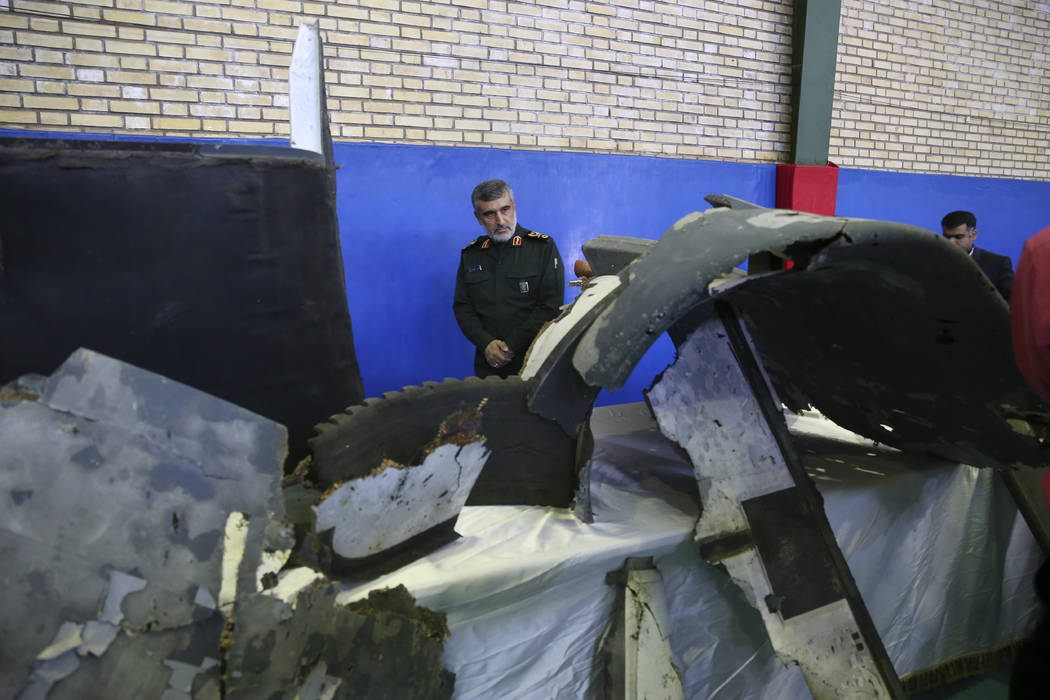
[0,0,796,159]
[833,0,1050,179]
[1,0,1048,179]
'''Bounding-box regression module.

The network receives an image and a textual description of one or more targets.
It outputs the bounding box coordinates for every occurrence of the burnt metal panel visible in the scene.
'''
[310,376,578,507]
[226,583,454,699]
[572,206,852,390]
[721,231,1050,471]
[646,308,904,698]
[0,136,364,466]
[742,488,844,619]
[524,280,617,436]
[311,408,488,580]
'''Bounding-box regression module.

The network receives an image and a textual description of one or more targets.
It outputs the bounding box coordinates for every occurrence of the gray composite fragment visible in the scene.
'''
[0,348,287,698]
[581,235,656,276]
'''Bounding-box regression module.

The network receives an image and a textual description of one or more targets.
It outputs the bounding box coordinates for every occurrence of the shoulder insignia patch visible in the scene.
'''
[463,236,486,251]
[527,232,549,239]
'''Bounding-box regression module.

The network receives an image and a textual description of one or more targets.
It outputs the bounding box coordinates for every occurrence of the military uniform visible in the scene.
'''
[453,224,565,377]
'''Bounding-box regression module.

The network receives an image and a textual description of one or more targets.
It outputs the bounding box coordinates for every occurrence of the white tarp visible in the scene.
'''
[338,403,1042,699]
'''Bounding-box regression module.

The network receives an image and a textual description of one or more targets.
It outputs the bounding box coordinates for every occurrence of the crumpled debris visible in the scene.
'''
[3,348,459,699]
[225,582,453,700]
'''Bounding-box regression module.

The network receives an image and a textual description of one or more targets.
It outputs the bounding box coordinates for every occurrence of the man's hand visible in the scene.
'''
[484,339,515,368]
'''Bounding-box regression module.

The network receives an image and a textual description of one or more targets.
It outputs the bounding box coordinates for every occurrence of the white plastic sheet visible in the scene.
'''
[339,403,1042,699]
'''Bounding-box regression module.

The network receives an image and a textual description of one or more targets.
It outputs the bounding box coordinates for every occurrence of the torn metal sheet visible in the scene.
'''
[593,557,684,700]
[527,209,846,461]
[308,399,487,577]
[522,275,621,382]
[0,348,287,699]
[225,581,454,699]
[313,424,489,576]
[647,313,903,698]
[310,376,578,507]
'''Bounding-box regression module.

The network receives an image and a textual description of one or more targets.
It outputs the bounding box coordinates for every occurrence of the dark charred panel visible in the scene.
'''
[0,137,364,466]
[724,230,1050,470]
[226,584,454,700]
[742,488,844,619]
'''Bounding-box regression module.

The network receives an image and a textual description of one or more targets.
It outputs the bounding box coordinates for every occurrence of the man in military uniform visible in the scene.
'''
[454,179,564,378]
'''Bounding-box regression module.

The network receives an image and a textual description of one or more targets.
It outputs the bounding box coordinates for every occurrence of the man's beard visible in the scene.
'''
[489,215,517,243]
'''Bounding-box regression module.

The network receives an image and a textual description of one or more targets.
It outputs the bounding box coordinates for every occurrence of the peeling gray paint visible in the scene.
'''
[314,441,489,561]
[98,571,148,625]
[3,348,459,699]
[0,349,286,698]
[647,314,899,698]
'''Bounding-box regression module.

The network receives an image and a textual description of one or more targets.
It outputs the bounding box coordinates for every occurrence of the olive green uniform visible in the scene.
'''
[453,224,565,377]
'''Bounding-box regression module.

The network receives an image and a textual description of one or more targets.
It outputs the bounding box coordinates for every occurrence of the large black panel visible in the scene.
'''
[0,137,364,465]
[724,230,1048,470]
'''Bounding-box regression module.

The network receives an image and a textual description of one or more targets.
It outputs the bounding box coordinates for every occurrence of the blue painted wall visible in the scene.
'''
[5,129,1048,405]
[835,167,1046,265]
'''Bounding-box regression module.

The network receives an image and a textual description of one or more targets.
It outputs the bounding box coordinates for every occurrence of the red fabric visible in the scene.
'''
[1011,225,1050,405]
[1012,226,1050,514]
[775,163,839,216]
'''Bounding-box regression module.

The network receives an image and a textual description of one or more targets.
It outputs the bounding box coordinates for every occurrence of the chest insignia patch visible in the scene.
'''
[519,280,529,294]
[469,264,483,273]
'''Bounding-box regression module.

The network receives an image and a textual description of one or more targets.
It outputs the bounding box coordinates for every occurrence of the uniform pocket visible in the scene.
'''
[508,274,538,298]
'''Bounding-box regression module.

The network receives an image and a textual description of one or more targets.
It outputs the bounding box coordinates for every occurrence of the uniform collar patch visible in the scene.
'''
[512,235,522,246]
[481,238,490,249]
